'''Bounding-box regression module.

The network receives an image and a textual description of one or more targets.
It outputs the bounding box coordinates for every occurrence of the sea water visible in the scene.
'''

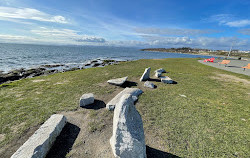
[0,43,211,73]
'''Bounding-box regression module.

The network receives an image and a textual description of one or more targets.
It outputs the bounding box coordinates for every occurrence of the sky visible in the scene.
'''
[0,0,250,50]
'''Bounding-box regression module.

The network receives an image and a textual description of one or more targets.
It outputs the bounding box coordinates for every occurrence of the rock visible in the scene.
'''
[110,94,146,158]
[155,71,162,78]
[93,63,101,67]
[144,81,156,89]
[11,114,67,158]
[41,64,64,68]
[107,76,128,86]
[160,76,173,84]
[106,88,143,111]
[155,68,166,73]
[79,93,94,107]
[140,67,151,81]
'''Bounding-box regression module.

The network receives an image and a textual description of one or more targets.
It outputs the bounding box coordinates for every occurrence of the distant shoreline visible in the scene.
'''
[141,48,250,58]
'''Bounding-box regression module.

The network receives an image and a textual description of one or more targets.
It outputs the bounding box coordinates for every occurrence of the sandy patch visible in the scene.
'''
[53,80,69,85]
[212,73,250,86]
[32,79,46,83]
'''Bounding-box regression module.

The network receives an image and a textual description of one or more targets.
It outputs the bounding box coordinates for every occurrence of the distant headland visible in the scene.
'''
[141,47,250,58]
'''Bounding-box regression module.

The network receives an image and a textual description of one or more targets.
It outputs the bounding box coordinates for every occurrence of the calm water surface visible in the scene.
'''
[0,43,211,72]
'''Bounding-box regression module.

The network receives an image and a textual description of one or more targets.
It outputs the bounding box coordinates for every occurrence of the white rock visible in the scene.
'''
[160,76,173,84]
[107,76,128,86]
[140,67,151,81]
[11,114,67,158]
[110,94,146,158]
[79,93,94,107]
[106,88,143,111]
[155,71,162,78]
[155,68,166,73]
[144,81,156,89]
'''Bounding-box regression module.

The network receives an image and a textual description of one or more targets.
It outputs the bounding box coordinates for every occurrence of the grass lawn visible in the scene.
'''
[0,58,249,157]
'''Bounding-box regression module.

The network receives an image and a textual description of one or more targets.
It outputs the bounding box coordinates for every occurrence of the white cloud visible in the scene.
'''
[208,14,250,27]
[135,28,220,36]
[226,20,250,27]
[238,28,250,35]
[0,7,68,24]
[31,28,106,43]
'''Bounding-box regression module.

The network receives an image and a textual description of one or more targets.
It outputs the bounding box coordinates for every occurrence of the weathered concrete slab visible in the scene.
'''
[11,114,67,158]
[144,81,156,89]
[79,93,94,107]
[140,67,151,81]
[106,88,143,111]
[107,76,128,86]
[110,94,146,158]
[160,76,173,84]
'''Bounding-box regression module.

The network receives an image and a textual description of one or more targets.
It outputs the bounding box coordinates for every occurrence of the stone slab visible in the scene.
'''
[110,94,146,158]
[106,88,143,111]
[107,76,128,86]
[160,76,173,84]
[11,114,67,158]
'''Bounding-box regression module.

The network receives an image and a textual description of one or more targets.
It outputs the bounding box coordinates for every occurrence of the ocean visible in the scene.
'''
[0,43,211,73]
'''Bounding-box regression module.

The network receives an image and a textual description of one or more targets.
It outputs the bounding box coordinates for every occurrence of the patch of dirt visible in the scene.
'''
[0,125,40,158]
[0,134,5,142]
[53,80,69,85]
[32,79,46,82]
[211,73,250,87]
[1,77,174,158]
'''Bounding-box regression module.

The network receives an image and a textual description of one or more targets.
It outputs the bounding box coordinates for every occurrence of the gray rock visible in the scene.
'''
[160,76,173,84]
[140,67,151,81]
[107,76,128,86]
[144,81,156,89]
[155,71,162,78]
[80,93,94,107]
[110,94,146,158]
[106,88,143,111]
[11,114,67,158]
[155,68,166,73]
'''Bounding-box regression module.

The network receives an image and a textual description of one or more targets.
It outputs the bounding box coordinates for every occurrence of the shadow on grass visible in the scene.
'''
[148,78,161,82]
[46,123,80,158]
[146,146,181,158]
[120,81,137,88]
[82,99,106,110]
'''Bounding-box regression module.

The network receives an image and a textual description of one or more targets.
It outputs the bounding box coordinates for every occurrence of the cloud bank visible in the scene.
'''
[0,7,68,23]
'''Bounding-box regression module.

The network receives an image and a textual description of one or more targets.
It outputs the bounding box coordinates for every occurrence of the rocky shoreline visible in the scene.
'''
[0,59,124,85]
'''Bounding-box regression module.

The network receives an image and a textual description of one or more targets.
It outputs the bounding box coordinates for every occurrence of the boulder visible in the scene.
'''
[110,94,146,158]
[160,76,173,84]
[155,68,166,73]
[79,93,94,107]
[107,76,128,86]
[140,67,151,81]
[155,71,162,78]
[144,81,156,89]
[106,88,143,111]
[11,114,67,158]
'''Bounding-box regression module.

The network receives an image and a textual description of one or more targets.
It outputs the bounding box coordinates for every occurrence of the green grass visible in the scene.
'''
[0,58,249,157]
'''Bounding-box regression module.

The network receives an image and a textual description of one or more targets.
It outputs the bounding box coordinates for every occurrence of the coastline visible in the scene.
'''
[141,49,250,59]
[0,59,124,85]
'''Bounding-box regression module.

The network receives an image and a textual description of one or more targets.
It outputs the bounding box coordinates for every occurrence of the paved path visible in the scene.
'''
[198,59,250,76]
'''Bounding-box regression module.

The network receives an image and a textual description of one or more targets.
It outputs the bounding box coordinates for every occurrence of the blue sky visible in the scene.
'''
[0,0,250,50]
